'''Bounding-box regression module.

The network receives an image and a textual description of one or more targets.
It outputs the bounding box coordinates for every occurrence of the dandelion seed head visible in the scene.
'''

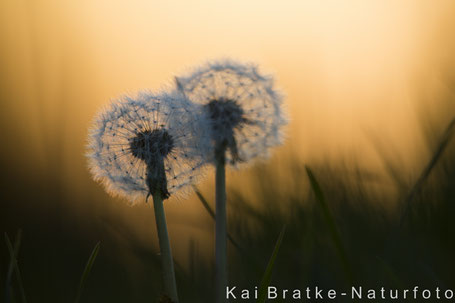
[87,91,207,204]
[175,59,288,165]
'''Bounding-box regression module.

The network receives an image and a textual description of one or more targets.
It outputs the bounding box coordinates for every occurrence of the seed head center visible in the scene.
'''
[130,129,174,161]
[205,98,245,131]
[205,98,247,162]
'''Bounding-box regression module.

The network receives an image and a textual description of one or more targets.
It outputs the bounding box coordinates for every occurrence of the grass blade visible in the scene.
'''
[5,232,19,303]
[256,226,286,303]
[399,117,455,226]
[305,166,354,283]
[194,186,216,219]
[5,231,27,303]
[193,186,242,252]
[75,241,101,303]
[381,118,455,256]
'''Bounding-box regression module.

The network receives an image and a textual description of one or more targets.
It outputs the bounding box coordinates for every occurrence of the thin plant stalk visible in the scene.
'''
[153,191,179,303]
[257,226,286,303]
[193,186,242,252]
[305,166,354,283]
[5,231,20,303]
[399,117,455,227]
[5,231,27,303]
[382,117,455,256]
[215,150,227,303]
[75,242,101,303]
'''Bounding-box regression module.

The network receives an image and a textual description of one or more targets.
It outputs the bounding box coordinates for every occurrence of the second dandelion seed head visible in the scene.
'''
[175,59,288,165]
[204,97,251,161]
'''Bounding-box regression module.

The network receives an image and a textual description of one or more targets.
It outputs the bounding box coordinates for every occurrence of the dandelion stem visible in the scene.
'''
[215,149,227,303]
[152,191,179,303]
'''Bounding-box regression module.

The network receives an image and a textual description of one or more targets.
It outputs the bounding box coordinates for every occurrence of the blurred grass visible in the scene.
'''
[193,186,242,253]
[1,115,455,302]
[4,230,26,303]
[75,242,100,303]
[305,166,354,283]
[257,226,285,303]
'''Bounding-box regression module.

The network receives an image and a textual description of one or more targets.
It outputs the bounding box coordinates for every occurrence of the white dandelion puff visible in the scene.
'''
[87,91,207,204]
[175,59,288,165]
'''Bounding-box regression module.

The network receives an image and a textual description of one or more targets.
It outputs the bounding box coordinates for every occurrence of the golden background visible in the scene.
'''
[1,0,454,296]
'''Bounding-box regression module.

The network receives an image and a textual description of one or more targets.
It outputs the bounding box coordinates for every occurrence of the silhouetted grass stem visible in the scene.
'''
[215,149,227,303]
[305,166,354,283]
[152,192,179,302]
[193,186,243,253]
[75,242,100,303]
[257,226,286,303]
[4,231,27,303]
[399,117,455,227]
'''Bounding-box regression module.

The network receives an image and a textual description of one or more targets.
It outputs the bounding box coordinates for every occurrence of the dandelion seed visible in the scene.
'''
[87,91,206,204]
[175,59,287,165]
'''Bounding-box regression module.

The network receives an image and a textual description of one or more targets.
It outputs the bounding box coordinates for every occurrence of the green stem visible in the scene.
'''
[152,192,179,303]
[215,150,227,303]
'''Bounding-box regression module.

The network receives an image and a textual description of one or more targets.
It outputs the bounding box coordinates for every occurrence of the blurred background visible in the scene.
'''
[1,0,454,302]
